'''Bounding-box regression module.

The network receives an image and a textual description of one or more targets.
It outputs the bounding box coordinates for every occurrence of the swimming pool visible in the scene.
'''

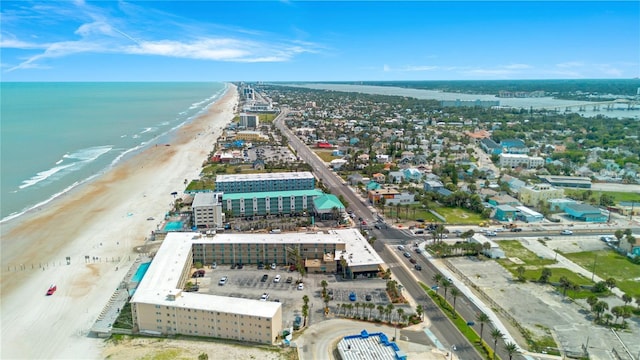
[132,262,151,283]
[164,221,183,231]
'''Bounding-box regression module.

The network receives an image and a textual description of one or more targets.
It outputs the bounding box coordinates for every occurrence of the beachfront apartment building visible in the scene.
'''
[499,154,544,169]
[239,113,260,128]
[192,192,225,228]
[130,232,282,344]
[518,184,565,206]
[215,172,315,194]
[131,230,383,343]
[222,189,326,217]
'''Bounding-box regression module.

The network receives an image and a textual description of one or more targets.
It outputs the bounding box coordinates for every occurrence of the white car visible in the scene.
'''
[561,229,573,235]
[297,283,304,290]
[218,276,228,286]
[273,275,281,283]
[260,293,269,301]
[270,262,277,270]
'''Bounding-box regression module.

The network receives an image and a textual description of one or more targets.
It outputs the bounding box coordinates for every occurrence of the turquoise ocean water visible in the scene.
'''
[0,82,227,222]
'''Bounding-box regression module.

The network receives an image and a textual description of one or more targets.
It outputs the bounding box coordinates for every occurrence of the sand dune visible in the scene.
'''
[0,84,238,359]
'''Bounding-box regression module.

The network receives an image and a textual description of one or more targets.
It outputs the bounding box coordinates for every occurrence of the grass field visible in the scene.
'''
[434,207,487,224]
[565,189,640,203]
[314,150,338,162]
[562,250,640,296]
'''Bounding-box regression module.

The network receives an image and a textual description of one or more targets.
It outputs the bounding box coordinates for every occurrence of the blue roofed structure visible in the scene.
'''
[337,330,407,360]
[565,203,607,222]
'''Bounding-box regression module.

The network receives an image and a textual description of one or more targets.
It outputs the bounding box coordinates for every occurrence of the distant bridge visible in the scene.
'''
[551,99,639,112]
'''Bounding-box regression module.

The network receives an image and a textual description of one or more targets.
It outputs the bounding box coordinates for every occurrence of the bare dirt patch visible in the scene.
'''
[102,336,296,360]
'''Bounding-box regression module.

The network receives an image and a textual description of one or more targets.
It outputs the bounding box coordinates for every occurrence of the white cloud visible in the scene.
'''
[2,2,322,72]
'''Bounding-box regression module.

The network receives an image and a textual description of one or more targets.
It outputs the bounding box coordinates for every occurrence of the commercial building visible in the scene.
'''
[515,205,544,223]
[518,184,565,207]
[234,130,269,142]
[130,232,283,344]
[215,172,315,194]
[192,192,224,228]
[469,234,505,259]
[191,229,384,279]
[221,189,324,217]
[239,113,260,128]
[499,154,544,169]
[480,138,502,155]
[538,175,592,189]
[564,203,608,222]
[494,205,518,222]
[500,139,528,154]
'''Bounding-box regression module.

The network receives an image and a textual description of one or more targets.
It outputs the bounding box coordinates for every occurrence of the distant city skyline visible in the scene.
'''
[1,1,638,81]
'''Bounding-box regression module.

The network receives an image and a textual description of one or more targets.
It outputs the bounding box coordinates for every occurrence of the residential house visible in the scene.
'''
[372,173,386,184]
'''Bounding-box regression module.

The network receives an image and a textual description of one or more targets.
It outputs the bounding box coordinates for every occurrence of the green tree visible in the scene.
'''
[416,305,424,320]
[504,341,519,360]
[516,266,526,282]
[377,305,385,320]
[450,288,461,316]
[605,277,617,289]
[302,303,309,327]
[432,274,443,295]
[490,328,504,360]
[476,312,490,343]
[539,268,552,283]
[396,308,405,325]
[442,279,452,300]
[198,353,209,360]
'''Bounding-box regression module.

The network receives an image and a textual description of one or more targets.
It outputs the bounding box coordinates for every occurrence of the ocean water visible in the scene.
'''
[0,82,227,222]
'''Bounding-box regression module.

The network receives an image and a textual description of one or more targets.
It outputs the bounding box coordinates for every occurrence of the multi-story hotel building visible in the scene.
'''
[192,192,224,228]
[130,232,282,344]
[222,189,323,217]
[215,171,315,194]
[130,230,384,344]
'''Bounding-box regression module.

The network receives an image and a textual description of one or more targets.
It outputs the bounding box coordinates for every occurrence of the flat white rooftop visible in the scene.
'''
[330,229,385,268]
[131,232,280,318]
[192,192,221,207]
[216,171,314,183]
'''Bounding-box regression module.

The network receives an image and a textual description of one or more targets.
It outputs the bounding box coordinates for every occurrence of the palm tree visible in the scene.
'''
[432,274,443,295]
[490,328,504,360]
[302,303,309,327]
[354,302,361,317]
[368,303,375,320]
[396,308,405,325]
[593,300,609,320]
[377,305,385,320]
[386,304,395,323]
[346,303,354,317]
[504,341,519,360]
[476,312,490,343]
[442,279,452,300]
[539,268,552,283]
[416,305,424,321]
[559,276,572,298]
[450,288,461,316]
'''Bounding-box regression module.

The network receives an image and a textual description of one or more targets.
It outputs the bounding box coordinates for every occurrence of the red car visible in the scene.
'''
[46,284,57,296]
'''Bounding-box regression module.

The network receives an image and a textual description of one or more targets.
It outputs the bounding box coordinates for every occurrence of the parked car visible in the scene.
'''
[273,275,281,283]
[289,264,296,272]
[286,276,293,284]
[349,292,357,301]
[561,229,573,235]
[218,276,228,286]
[192,269,205,278]
[257,262,265,270]
[297,283,304,290]
[270,262,277,270]
[261,274,268,282]
[260,293,269,301]
[211,262,217,269]
[365,294,372,301]
[235,263,244,269]
[46,284,57,296]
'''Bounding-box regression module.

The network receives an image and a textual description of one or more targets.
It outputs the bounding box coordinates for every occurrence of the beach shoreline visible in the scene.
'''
[0,83,238,359]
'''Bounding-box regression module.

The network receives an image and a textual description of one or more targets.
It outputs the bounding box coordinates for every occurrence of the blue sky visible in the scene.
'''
[1,1,638,81]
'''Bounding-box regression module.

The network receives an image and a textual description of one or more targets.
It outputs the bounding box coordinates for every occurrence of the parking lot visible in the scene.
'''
[193,265,396,329]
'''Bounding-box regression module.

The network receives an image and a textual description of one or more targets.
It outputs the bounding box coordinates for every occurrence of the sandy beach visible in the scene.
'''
[0,84,238,359]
